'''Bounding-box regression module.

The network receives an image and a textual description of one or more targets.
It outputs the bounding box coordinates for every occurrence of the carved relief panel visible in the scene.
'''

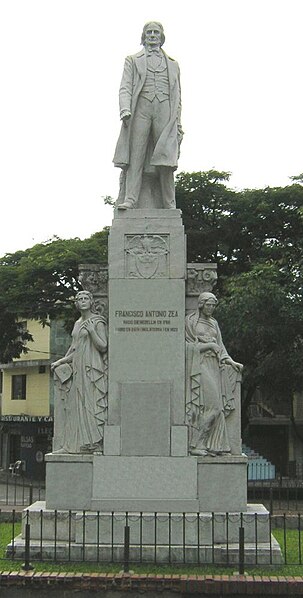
[125,234,169,279]
[186,263,217,295]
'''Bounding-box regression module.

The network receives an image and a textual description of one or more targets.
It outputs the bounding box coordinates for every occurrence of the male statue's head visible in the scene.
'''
[141,22,165,48]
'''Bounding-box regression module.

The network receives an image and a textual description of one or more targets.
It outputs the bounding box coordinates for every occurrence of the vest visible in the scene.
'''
[140,53,169,102]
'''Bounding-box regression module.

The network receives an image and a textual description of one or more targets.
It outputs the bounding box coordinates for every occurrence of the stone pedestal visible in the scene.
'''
[45,453,247,513]
[10,502,283,565]
[44,206,247,515]
[108,209,186,438]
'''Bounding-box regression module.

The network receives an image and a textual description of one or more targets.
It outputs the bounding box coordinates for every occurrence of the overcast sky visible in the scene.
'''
[0,0,302,257]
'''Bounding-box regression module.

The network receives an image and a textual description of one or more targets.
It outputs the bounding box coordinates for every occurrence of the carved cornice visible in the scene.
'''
[186,263,217,295]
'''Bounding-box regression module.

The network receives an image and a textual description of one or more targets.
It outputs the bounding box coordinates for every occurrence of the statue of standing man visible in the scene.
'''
[113,22,183,210]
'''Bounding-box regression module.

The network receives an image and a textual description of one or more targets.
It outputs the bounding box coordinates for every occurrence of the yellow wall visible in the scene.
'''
[1,319,51,416]
[17,319,50,362]
[2,367,50,416]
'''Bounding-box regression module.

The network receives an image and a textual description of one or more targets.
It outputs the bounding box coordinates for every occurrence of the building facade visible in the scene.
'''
[0,319,69,479]
[246,388,303,479]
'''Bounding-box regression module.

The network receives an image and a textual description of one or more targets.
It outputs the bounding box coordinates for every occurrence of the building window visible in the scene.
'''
[11,375,26,400]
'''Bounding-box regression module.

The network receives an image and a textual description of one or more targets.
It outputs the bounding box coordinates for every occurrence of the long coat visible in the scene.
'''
[113,48,182,170]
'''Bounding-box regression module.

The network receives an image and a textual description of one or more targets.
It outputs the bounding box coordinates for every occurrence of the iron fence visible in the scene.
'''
[0,474,45,506]
[248,479,303,512]
[2,472,303,516]
[0,509,302,569]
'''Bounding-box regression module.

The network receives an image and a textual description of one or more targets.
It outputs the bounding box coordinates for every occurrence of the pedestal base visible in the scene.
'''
[8,502,283,565]
[45,453,247,512]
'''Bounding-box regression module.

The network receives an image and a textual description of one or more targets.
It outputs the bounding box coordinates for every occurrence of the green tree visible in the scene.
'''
[176,171,303,279]
[176,170,303,428]
[217,264,303,430]
[0,231,109,362]
[175,170,236,268]
[0,308,32,363]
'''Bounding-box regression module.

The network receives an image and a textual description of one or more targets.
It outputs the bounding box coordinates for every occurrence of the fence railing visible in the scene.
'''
[2,474,303,513]
[0,474,45,506]
[248,479,303,512]
[1,510,303,569]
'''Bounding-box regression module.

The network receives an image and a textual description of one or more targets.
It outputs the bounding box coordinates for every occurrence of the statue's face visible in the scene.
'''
[76,292,91,310]
[200,298,216,317]
[144,23,162,48]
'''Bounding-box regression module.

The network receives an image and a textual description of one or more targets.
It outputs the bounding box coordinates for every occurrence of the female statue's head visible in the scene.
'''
[75,290,98,314]
[198,292,218,315]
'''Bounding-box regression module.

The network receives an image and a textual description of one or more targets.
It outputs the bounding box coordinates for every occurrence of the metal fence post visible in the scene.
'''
[238,525,245,575]
[123,524,130,573]
[269,486,273,515]
[22,515,34,571]
[29,483,33,506]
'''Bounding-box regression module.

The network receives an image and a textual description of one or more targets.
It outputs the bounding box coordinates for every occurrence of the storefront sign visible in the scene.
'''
[0,415,53,423]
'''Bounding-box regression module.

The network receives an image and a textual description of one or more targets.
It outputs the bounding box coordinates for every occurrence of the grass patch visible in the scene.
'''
[0,523,303,576]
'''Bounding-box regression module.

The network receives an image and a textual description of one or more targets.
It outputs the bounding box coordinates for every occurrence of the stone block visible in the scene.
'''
[197,455,247,512]
[74,512,200,546]
[21,501,76,541]
[45,453,93,510]
[91,455,199,512]
[171,425,188,456]
[198,504,271,544]
[103,426,121,456]
[121,381,171,456]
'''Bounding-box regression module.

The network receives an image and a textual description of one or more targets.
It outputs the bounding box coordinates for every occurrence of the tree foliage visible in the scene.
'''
[216,264,303,428]
[0,231,109,362]
[176,171,303,427]
[0,309,33,363]
[176,171,303,278]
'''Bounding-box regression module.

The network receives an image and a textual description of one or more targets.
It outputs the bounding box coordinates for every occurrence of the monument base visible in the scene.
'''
[8,502,283,565]
[45,453,248,513]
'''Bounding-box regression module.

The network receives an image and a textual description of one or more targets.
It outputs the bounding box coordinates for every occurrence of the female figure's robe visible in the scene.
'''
[185,311,238,455]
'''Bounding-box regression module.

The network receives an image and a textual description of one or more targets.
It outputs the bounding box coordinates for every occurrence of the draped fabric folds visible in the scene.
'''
[185,311,238,455]
[55,315,108,454]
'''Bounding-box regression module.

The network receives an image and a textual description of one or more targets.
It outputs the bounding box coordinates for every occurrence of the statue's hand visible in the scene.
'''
[223,357,243,372]
[122,113,131,127]
[51,360,62,372]
[83,319,95,334]
[210,342,220,355]
[198,341,220,355]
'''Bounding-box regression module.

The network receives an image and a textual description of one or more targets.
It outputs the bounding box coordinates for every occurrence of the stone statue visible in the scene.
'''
[51,290,108,454]
[185,292,242,456]
[113,21,183,210]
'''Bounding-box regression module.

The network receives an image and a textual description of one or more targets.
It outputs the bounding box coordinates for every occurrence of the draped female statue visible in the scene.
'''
[51,290,108,454]
[185,292,242,456]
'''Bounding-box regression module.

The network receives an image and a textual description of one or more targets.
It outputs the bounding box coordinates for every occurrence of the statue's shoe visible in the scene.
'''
[190,448,208,456]
[117,201,134,210]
